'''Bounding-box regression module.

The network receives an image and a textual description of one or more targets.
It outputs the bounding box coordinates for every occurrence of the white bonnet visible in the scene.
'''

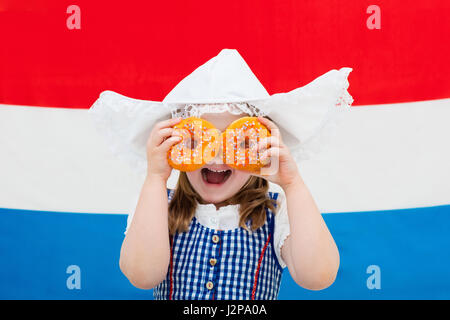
[89,49,353,176]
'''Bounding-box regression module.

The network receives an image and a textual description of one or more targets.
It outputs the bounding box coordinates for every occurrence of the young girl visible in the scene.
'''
[90,49,353,300]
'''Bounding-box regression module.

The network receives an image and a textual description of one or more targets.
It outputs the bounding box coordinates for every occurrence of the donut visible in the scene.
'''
[222,117,271,173]
[167,116,271,172]
[167,117,220,171]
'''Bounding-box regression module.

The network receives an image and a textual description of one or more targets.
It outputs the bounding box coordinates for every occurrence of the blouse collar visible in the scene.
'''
[195,202,241,231]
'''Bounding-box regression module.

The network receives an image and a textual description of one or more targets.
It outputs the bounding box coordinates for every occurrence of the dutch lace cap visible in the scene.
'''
[89,49,353,176]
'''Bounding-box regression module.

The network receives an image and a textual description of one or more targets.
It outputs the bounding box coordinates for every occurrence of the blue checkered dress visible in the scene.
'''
[153,189,283,300]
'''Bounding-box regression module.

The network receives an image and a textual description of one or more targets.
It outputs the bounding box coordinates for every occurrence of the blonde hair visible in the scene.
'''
[168,172,276,235]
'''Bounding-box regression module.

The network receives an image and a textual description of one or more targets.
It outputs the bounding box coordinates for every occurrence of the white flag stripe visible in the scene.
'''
[0,99,449,214]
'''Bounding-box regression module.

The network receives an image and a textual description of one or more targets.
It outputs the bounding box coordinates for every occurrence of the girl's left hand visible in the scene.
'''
[248,117,302,189]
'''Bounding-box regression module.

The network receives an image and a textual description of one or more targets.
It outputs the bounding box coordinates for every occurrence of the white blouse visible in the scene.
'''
[125,190,291,268]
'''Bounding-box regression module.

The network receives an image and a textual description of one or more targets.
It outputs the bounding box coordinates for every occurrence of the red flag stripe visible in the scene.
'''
[0,0,449,108]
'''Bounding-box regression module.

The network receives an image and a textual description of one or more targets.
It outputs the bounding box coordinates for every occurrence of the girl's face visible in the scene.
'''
[185,112,252,205]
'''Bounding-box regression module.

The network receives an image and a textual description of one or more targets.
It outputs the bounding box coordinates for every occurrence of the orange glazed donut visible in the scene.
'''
[167,117,220,171]
[222,117,271,173]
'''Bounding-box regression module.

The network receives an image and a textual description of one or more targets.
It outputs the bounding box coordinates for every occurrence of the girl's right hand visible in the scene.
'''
[146,117,182,181]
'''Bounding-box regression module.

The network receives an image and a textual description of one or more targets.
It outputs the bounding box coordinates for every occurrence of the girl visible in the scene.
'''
[89,49,353,299]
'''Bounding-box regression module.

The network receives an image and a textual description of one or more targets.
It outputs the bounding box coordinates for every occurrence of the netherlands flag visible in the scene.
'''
[0,1,449,299]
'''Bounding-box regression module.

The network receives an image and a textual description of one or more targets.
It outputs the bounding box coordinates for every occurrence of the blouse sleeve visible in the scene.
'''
[274,190,290,269]
[124,188,174,235]
[124,193,140,235]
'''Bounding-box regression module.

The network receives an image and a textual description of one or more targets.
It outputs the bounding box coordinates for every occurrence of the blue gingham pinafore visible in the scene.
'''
[154,189,283,300]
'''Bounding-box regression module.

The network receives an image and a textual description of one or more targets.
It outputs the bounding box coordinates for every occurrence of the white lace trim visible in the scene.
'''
[170,102,267,118]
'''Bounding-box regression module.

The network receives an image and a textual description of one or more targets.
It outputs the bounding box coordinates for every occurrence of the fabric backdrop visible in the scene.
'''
[0,0,449,299]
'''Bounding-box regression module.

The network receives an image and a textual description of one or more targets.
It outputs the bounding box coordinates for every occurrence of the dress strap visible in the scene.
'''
[168,234,175,300]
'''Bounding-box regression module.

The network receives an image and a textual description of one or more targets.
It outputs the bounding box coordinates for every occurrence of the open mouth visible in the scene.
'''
[201,168,232,185]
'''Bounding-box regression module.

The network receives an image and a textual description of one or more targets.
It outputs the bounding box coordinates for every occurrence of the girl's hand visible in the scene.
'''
[146,117,182,181]
[250,117,302,190]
